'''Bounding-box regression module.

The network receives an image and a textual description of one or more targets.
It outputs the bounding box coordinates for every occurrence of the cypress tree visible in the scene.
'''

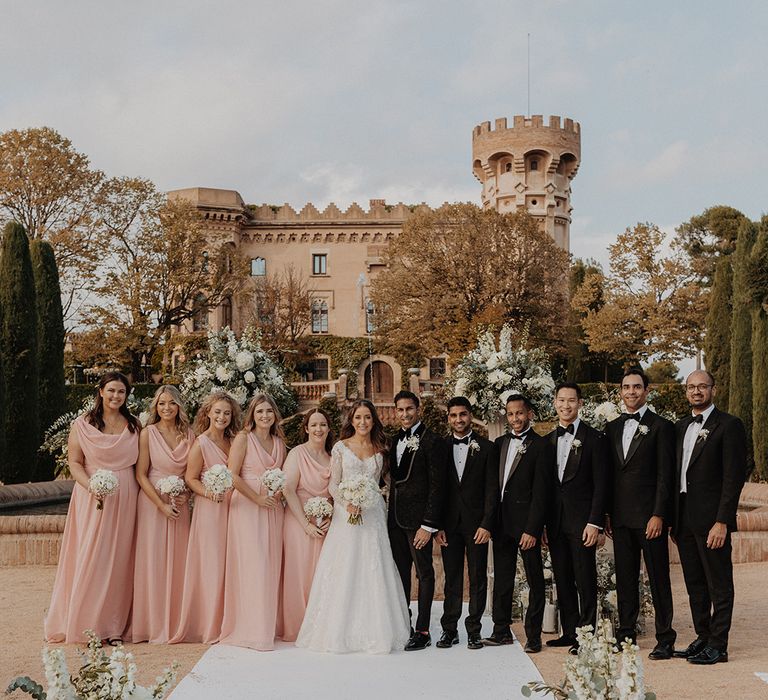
[703,257,733,410]
[728,219,757,468]
[0,222,39,483]
[30,240,65,481]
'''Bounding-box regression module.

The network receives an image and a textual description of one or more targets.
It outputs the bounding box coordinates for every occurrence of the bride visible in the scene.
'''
[296,399,410,653]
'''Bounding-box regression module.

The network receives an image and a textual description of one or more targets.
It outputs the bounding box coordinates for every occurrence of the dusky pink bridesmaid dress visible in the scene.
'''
[131,425,195,643]
[169,434,231,644]
[219,432,286,650]
[279,444,332,642]
[44,416,139,643]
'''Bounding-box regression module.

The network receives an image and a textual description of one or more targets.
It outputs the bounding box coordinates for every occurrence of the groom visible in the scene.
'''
[388,390,448,651]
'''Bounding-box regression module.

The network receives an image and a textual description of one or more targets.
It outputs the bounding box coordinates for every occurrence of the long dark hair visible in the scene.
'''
[86,371,141,433]
[302,408,335,455]
[339,399,388,455]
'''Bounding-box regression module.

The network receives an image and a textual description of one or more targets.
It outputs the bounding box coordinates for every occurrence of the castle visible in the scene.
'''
[169,115,581,405]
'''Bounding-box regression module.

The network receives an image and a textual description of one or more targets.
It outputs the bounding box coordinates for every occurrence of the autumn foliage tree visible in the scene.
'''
[370,204,570,356]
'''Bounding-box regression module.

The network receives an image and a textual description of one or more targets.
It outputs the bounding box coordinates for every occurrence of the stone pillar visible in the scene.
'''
[408,367,421,395]
[337,368,348,399]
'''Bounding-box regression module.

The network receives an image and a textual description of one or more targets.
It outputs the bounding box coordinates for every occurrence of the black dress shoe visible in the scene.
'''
[436,631,459,648]
[648,643,674,660]
[482,631,515,646]
[467,634,484,650]
[404,632,431,651]
[568,643,579,655]
[524,640,542,654]
[687,646,728,665]
[672,638,707,659]
[546,635,577,648]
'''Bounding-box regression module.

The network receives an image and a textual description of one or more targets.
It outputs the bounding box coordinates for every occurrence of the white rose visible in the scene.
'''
[215,365,233,383]
[231,386,248,405]
[454,378,469,396]
[235,350,255,371]
[268,367,279,380]
[244,370,256,384]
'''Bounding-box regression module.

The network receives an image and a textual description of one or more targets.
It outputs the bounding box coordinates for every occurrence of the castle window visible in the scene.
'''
[429,357,446,380]
[192,293,208,332]
[505,162,512,173]
[311,300,329,333]
[312,254,327,276]
[365,299,376,333]
[250,257,266,276]
[221,296,232,329]
[299,358,329,381]
[530,159,538,171]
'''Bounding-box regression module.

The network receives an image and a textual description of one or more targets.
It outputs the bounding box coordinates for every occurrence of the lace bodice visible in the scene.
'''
[328,441,382,503]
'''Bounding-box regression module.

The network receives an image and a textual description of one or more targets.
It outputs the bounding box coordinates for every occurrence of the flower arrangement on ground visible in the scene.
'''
[179,327,296,417]
[522,619,656,700]
[338,474,380,525]
[6,630,178,699]
[444,324,556,423]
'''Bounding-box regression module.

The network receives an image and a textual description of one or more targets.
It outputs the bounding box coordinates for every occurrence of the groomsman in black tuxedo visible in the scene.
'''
[605,368,676,659]
[672,370,747,665]
[434,397,498,650]
[388,390,448,651]
[484,394,552,653]
[545,382,608,654]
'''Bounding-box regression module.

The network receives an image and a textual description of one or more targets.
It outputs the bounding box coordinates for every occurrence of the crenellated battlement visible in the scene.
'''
[247,200,432,223]
[472,114,580,139]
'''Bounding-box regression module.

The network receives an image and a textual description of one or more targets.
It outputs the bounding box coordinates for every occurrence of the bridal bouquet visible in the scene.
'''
[89,469,119,510]
[261,468,286,496]
[304,496,333,525]
[338,474,380,525]
[156,475,187,509]
[201,463,234,500]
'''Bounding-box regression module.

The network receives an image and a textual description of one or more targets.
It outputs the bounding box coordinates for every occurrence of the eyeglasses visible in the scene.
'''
[685,384,713,392]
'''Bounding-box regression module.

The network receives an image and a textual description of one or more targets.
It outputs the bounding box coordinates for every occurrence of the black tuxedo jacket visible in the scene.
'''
[546,421,608,538]
[672,407,747,536]
[442,433,498,534]
[606,410,675,529]
[494,430,552,539]
[388,423,448,531]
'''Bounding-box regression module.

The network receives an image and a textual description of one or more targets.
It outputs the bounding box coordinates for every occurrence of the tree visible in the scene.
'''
[0,127,104,322]
[728,218,757,467]
[747,217,768,478]
[0,222,40,483]
[645,360,680,384]
[30,240,66,480]
[702,257,733,409]
[369,204,570,356]
[82,180,251,376]
[572,223,706,364]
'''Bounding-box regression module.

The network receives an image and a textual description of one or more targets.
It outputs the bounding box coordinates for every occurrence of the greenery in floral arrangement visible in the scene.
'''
[179,327,297,417]
[6,630,178,699]
[522,619,655,700]
[444,323,556,424]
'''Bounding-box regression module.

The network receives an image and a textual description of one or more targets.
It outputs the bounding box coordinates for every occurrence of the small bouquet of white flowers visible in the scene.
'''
[89,469,119,510]
[304,496,333,525]
[338,474,380,525]
[261,468,286,496]
[201,463,234,500]
[156,475,187,509]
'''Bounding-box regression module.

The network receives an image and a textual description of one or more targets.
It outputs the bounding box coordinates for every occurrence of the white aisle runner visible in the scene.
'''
[170,603,543,700]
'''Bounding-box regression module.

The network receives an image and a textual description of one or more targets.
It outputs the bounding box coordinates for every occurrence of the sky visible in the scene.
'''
[2,0,766,274]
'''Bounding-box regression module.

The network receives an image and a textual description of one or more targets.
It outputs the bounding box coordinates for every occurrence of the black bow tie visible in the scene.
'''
[452,436,470,445]
[397,429,411,441]
[556,424,574,437]
[622,412,641,422]
[693,414,704,424]
[510,430,530,440]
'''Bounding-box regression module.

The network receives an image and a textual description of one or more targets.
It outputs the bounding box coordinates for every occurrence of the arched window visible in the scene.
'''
[192,293,208,332]
[250,257,266,276]
[221,296,232,329]
[366,299,376,333]
[311,300,328,334]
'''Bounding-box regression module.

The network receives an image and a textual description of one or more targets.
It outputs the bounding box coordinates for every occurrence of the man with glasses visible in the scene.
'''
[673,370,747,665]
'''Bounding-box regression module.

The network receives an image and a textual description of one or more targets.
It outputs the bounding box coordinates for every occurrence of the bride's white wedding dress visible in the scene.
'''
[296,441,410,653]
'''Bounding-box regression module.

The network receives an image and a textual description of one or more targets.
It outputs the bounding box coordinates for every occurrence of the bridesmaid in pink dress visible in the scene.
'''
[45,371,141,644]
[279,409,334,642]
[219,393,287,650]
[132,385,195,643]
[170,391,241,644]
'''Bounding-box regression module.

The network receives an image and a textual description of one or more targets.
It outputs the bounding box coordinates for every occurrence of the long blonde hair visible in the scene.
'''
[242,393,284,439]
[147,385,191,438]
[193,391,242,437]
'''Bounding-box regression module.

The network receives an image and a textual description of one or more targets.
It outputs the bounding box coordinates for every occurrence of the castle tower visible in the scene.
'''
[471,115,580,251]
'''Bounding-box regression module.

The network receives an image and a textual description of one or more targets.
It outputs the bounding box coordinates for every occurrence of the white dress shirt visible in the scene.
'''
[622,404,649,458]
[452,431,472,481]
[501,429,530,498]
[556,418,580,482]
[680,404,715,493]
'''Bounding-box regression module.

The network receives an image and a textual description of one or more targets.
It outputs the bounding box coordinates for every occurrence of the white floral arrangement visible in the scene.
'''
[697,428,709,442]
[444,324,555,424]
[468,438,480,453]
[201,463,234,500]
[155,475,187,509]
[261,468,286,496]
[636,424,650,436]
[304,496,333,525]
[89,469,119,510]
[571,438,583,452]
[179,326,296,417]
[404,435,420,451]
[7,631,178,699]
[338,473,380,525]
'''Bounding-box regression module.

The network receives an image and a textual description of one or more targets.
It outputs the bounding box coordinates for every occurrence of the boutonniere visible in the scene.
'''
[518,442,528,455]
[570,439,582,452]
[404,435,420,451]
[468,439,480,454]
[635,425,650,437]
[697,428,710,442]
